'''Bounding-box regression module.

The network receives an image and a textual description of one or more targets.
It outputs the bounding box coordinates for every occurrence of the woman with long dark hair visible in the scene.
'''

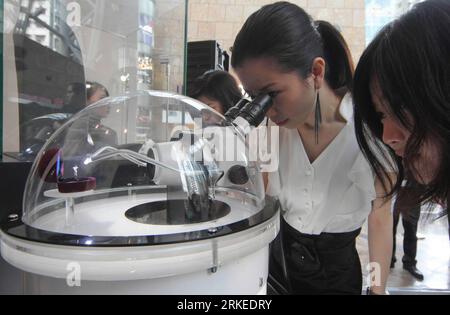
[232,2,394,295]
[353,0,449,229]
[189,70,243,126]
[189,70,242,115]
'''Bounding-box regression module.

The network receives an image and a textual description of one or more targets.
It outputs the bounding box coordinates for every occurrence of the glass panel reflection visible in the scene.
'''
[2,0,187,160]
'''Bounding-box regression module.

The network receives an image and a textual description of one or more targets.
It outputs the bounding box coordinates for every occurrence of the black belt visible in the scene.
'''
[268,217,363,295]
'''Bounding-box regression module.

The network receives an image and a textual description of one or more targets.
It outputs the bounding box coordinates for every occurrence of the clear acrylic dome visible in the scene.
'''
[20,91,268,245]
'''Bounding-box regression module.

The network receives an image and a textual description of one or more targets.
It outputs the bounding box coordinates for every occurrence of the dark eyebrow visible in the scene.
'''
[260,83,277,93]
[245,83,277,97]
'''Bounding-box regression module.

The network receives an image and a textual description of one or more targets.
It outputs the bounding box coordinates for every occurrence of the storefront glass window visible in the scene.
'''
[2,0,187,160]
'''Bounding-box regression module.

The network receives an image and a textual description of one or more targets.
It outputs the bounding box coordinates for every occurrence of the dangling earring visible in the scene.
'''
[314,91,322,145]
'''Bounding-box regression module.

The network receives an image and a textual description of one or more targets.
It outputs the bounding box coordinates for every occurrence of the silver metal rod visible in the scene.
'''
[87,147,181,173]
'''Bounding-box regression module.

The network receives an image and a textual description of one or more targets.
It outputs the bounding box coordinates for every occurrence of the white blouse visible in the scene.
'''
[266,93,377,235]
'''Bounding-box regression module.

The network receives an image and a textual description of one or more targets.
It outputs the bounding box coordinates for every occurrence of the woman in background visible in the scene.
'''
[86,81,109,106]
[189,70,242,125]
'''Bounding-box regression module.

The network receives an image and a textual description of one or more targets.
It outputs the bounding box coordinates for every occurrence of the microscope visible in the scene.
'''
[4,91,281,295]
[54,93,274,222]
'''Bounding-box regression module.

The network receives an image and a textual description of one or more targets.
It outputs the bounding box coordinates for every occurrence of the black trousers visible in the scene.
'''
[268,218,362,295]
[392,190,421,267]
[392,205,420,266]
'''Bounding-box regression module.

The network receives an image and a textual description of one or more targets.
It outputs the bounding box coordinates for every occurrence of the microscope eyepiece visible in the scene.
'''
[237,94,273,128]
[224,98,250,121]
[225,94,274,133]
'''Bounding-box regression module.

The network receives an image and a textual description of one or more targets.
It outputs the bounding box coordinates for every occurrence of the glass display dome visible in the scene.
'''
[13,91,269,246]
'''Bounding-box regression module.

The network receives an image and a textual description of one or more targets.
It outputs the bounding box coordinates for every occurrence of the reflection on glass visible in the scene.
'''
[14,0,82,62]
[2,0,187,160]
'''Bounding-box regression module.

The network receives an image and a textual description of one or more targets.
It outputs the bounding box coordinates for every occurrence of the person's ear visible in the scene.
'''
[311,57,326,89]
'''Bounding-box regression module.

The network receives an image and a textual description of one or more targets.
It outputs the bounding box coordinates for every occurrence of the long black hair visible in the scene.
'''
[353,0,450,205]
[188,70,243,113]
[231,1,354,97]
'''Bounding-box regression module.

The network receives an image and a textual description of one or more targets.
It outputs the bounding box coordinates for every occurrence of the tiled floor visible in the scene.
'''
[357,205,450,294]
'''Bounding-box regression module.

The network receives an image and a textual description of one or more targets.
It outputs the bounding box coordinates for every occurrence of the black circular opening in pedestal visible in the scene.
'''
[125,199,231,225]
